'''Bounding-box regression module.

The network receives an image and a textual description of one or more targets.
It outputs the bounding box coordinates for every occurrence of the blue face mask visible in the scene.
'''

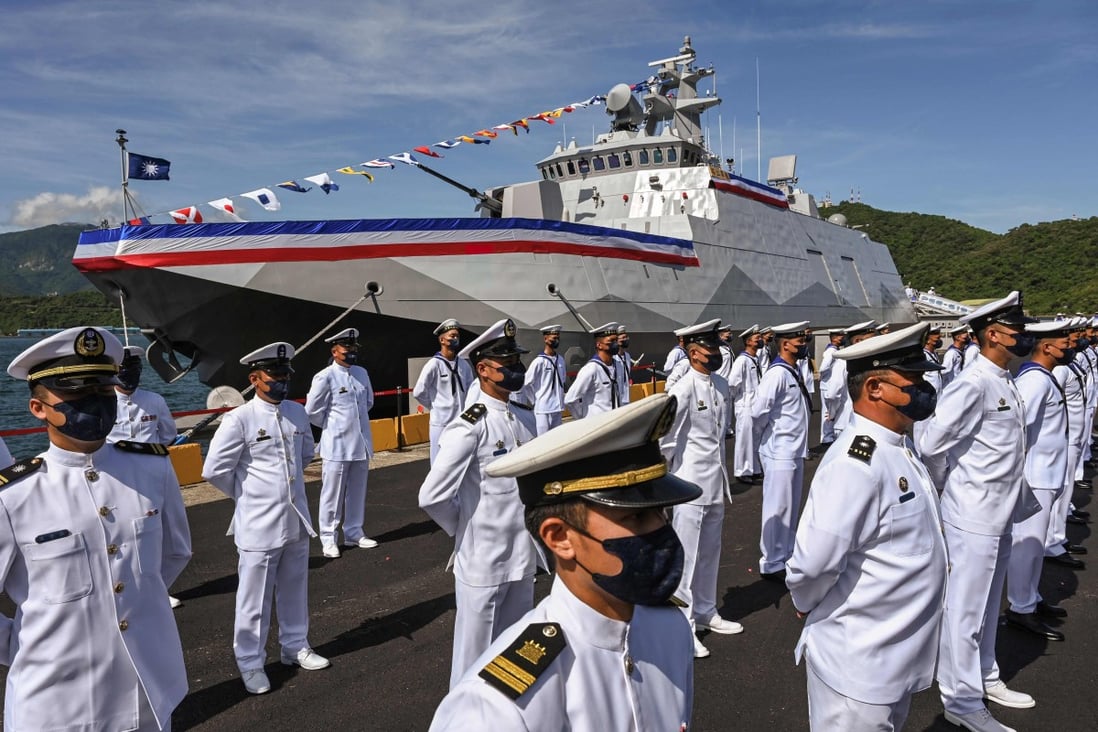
[446,338,460,350]
[794,344,809,359]
[701,350,723,372]
[1005,332,1036,358]
[1055,346,1077,365]
[572,522,684,606]
[880,379,938,422]
[262,379,290,402]
[605,342,621,356]
[117,365,141,391]
[1077,337,1091,350]
[488,362,526,392]
[43,392,118,442]
[340,351,358,366]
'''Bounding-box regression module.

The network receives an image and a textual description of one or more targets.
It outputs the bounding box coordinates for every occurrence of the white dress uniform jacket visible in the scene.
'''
[661,368,732,504]
[429,577,694,732]
[1015,364,1069,490]
[202,398,317,550]
[961,341,980,370]
[817,344,838,442]
[305,362,375,461]
[729,352,762,477]
[564,358,619,419]
[663,344,687,374]
[415,355,476,461]
[663,358,691,388]
[108,388,177,445]
[524,352,566,417]
[0,442,192,731]
[716,343,735,382]
[787,415,948,705]
[821,357,853,436]
[752,360,811,461]
[939,345,964,388]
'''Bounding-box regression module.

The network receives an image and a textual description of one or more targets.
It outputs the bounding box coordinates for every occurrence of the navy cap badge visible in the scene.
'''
[277,344,287,359]
[74,328,105,357]
[504,319,517,338]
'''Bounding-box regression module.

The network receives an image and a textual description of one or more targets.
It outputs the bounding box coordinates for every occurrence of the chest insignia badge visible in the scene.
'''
[516,640,547,665]
[495,440,505,449]
[999,398,1006,406]
[258,429,267,438]
[339,387,348,394]
[899,476,909,492]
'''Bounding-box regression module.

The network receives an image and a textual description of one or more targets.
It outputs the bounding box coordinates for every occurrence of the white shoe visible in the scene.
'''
[169,595,182,609]
[343,537,379,549]
[944,708,1016,732]
[281,648,331,671]
[242,669,271,695]
[984,679,1035,709]
[693,636,710,659]
[321,544,341,558]
[696,615,744,635]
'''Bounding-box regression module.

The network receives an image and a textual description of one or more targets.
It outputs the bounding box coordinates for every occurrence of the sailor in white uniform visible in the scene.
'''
[564,322,622,419]
[1072,319,1097,478]
[615,324,633,407]
[787,323,948,732]
[108,346,177,445]
[660,320,740,659]
[911,326,943,450]
[202,342,330,696]
[1045,318,1089,568]
[663,335,687,374]
[430,394,699,731]
[940,325,970,388]
[918,291,1039,732]
[961,329,981,371]
[523,324,567,435]
[1005,321,1074,642]
[823,320,877,440]
[757,326,774,371]
[1,326,192,731]
[666,323,705,389]
[715,323,736,381]
[418,319,539,688]
[816,328,844,445]
[798,327,816,398]
[305,328,376,559]
[413,319,475,463]
[751,321,812,579]
[729,325,763,482]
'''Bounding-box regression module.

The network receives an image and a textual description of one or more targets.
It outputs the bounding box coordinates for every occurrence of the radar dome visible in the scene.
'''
[827,213,848,227]
[606,84,634,112]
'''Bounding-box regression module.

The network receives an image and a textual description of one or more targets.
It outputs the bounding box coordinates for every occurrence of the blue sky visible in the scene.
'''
[1,1,1094,235]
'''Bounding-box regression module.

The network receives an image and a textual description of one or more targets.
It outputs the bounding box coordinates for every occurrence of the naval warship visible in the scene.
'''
[73,37,915,401]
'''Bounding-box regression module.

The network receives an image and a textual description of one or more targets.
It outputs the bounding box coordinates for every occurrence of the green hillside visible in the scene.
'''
[0,223,95,296]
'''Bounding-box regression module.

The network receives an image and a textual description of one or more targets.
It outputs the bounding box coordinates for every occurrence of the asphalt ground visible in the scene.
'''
[2,418,1095,731]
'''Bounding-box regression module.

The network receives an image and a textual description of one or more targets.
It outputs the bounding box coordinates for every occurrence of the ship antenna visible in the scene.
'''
[116,129,131,223]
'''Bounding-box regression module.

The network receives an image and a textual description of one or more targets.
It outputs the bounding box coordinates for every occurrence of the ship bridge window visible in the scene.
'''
[639,150,649,165]
[567,160,576,175]
[608,153,621,169]
[667,148,677,163]
[541,167,549,180]
[593,157,606,171]
[653,149,664,164]
[579,158,590,174]
[623,151,634,167]
[555,163,564,177]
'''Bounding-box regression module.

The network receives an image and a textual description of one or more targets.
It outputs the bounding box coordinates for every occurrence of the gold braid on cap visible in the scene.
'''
[542,460,668,497]
[28,363,119,381]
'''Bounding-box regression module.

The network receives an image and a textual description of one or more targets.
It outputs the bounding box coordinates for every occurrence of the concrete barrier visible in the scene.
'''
[371,418,399,453]
[400,412,431,446]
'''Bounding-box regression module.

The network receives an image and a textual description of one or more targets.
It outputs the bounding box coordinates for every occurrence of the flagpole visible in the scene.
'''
[116,129,130,223]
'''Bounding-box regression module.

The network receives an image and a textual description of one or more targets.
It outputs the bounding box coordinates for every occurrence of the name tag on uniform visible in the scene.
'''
[899,492,916,504]
[339,387,348,394]
[35,529,72,543]
[256,435,272,442]
[492,448,508,456]
[996,405,1011,412]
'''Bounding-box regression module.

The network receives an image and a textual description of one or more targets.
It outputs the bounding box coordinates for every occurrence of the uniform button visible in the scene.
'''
[624,655,635,674]
[98,506,110,517]
[948,563,952,574]
[114,582,125,593]
[107,544,118,555]
[119,620,129,631]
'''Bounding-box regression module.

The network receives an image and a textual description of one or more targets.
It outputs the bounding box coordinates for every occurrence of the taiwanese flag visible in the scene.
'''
[127,152,171,180]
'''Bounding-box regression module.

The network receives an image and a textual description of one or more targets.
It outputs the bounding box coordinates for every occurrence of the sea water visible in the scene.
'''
[0,337,211,460]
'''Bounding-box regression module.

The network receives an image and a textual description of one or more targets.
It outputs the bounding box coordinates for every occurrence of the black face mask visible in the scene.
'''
[339,350,358,366]
[571,522,684,606]
[546,338,560,349]
[605,342,620,356]
[117,365,141,391]
[1077,337,1091,350]
[488,361,526,392]
[43,392,118,442]
[793,344,809,359]
[619,338,630,349]
[262,379,290,402]
[1054,346,1077,366]
[701,350,723,372]
[1004,331,1036,358]
[445,338,460,350]
[880,379,938,422]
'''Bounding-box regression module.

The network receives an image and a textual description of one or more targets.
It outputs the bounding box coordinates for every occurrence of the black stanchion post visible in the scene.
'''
[395,386,405,452]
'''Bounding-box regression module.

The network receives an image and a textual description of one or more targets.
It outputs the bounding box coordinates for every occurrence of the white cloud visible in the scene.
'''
[9,186,120,228]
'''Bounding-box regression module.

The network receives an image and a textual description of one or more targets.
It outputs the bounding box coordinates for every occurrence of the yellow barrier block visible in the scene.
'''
[371,417,399,453]
[168,443,204,486]
[654,380,666,394]
[400,412,431,446]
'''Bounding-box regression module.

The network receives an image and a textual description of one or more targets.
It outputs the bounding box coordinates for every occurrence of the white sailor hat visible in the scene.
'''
[959,290,1032,331]
[718,323,733,333]
[676,319,722,348]
[948,323,970,336]
[771,321,810,339]
[926,325,942,335]
[589,322,620,338]
[1025,320,1072,339]
[434,319,461,336]
[8,326,124,389]
[1070,316,1089,331]
[486,393,702,509]
[616,324,629,335]
[240,342,295,374]
[1091,315,1098,328]
[827,327,845,336]
[324,328,359,346]
[458,318,528,362]
[739,324,760,339]
[844,320,877,337]
[835,322,943,374]
[121,345,145,363]
[875,322,892,333]
[540,324,563,335]
[759,326,774,335]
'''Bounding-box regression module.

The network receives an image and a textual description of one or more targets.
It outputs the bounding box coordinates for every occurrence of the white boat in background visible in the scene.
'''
[74,37,915,401]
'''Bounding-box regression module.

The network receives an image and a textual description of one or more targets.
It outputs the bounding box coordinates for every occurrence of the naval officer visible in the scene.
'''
[430,394,699,731]
[108,346,177,446]
[418,319,539,688]
[305,327,377,559]
[523,325,567,434]
[729,325,764,483]
[1,326,192,730]
[751,321,812,579]
[918,291,1038,732]
[787,323,948,732]
[413,319,475,463]
[202,342,330,696]
[816,328,845,446]
[1005,320,1073,642]
[659,320,741,659]
[564,323,622,419]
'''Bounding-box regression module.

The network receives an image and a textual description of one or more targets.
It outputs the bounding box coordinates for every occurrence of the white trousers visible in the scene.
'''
[671,501,725,623]
[758,455,804,574]
[937,525,1007,715]
[1046,442,1081,555]
[733,406,760,477]
[429,422,445,464]
[450,577,534,689]
[806,658,911,732]
[234,538,311,672]
[1007,487,1060,613]
[535,412,563,435]
[318,458,369,545]
[820,408,835,444]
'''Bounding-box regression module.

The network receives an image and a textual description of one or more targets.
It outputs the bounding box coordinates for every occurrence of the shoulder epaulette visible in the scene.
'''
[113,440,170,456]
[0,457,44,487]
[479,622,566,700]
[509,400,533,411]
[847,435,876,464]
[461,403,487,424]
